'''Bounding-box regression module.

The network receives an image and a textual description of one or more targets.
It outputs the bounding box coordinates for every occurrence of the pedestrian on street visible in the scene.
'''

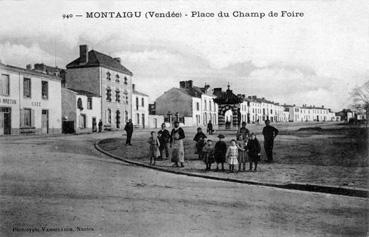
[247,133,261,171]
[207,120,214,135]
[262,120,279,163]
[170,121,185,167]
[226,139,238,173]
[214,134,227,172]
[148,131,160,165]
[236,135,247,171]
[237,121,250,141]
[202,139,215,171]
[158,123,171,160]
[124,119,134,145]
[193,127,207,159]
[98,119,103,132]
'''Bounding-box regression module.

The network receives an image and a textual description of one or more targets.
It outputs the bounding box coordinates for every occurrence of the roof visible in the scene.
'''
[67,88,100,97]
[66,50,133,76]
[169,87,203,98]
[133,90,149,97]
[0,62,61,81]
[214,88,243,104]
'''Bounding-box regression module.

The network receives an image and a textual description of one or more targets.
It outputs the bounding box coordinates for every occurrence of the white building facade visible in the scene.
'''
[66,45,133,131]
[132,84,149,128]
[0,63,62,135]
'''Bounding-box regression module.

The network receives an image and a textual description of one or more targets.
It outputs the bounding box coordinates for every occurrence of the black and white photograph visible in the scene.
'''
[0,0,368,236]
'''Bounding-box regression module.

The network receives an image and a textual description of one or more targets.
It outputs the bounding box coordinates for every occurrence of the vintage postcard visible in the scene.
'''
[0,1,368,236]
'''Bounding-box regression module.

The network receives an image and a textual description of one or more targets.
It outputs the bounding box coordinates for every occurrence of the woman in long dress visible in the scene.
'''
[170,121,185,167]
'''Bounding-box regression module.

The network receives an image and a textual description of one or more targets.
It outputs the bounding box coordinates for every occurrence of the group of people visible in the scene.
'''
[148,121,186,167]
[194,120,279,172]
[145,119,279,172]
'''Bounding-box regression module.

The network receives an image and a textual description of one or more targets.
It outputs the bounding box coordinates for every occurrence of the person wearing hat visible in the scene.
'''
[170,121,185,167]
[262,120,279,163]
[214,134,227,171]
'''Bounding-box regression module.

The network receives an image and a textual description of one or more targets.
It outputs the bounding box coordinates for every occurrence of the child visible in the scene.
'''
[237,135,248,171]
[247,133,261,172]
[148,131,160,165]
[202,139,215,171]
[226,139,239,172]
[193,127,207,159]
[214,134,227,172]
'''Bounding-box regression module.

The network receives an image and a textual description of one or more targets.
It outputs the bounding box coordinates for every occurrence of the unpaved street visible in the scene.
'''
[0,132,367,237]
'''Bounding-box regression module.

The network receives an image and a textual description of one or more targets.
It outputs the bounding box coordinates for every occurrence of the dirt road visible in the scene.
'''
[0,133,367,236]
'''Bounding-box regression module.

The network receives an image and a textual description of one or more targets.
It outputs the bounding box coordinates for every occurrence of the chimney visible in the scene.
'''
[34,63,46,73]
[26,64,32,70]
[79,45,88,64]
[114,57,121,64]
[132,84,136,91]
[179,81,186,88]
[184,80,193,89]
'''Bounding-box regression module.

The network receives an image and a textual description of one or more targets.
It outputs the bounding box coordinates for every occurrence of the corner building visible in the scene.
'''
[0,63,62,135]
[66,45,133,130]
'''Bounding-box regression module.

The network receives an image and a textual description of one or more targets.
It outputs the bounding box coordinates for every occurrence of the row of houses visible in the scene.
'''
[152,81,340,128]
[0,44,151,135]
[1,43,358,136]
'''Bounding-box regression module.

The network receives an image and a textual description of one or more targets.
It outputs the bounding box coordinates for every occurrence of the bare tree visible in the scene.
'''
[350,80,369,127]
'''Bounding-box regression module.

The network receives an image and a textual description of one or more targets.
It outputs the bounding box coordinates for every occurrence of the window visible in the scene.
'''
[124,77,128,85]
[79,114,86,128]
[0,74,9,96]
[136,97,139,110]
[22,108,32,127]
[126,96,129,104]
[115,90,120,102]
[125,110,129,122]
[41,81,48,99]
[141,98,144,107]
[106,72,111,80]
[115,74,120,82]
[87,97,92,109]
[209,101,211,111]
[106,87,112,102]
[23,78,31,98]
[136,113,140,124]
[196,102,199,111]
[107,109,111,124]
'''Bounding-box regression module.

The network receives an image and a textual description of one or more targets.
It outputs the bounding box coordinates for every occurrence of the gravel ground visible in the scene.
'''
[100,123,368,189]
[0,130,368,237]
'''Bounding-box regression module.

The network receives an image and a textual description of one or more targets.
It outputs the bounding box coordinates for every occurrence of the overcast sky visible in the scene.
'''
[0,0,368,111]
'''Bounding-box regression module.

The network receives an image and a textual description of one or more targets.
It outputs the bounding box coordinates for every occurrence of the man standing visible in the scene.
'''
[262,120,279,163]
[124,119,134,145]
[158,123,171,160]
[237,121,250,140]
[98,119,103,132]
[207,120,213,135]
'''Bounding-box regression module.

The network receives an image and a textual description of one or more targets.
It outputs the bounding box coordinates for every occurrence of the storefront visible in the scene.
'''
[0,63,62,135]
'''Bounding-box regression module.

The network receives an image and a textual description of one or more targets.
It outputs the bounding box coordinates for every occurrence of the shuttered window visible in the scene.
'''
[23,78,31,98]
[0,74,10,96]
[42,81,48,99]
[20,108,34,127]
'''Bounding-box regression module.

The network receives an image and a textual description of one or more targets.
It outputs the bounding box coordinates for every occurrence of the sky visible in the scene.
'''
[0,0,368,111]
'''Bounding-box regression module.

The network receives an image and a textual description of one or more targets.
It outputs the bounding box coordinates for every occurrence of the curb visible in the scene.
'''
[95,140,368,198]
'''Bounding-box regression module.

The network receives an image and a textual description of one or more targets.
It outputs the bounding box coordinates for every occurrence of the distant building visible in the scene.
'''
[287,104,335,122]
[66,45,133,131]
[61,88,101,134]
[155,80,218,127]
[0,63,62,135]
[132,84,149,128]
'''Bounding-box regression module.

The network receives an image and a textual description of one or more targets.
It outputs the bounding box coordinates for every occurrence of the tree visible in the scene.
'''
[350,80,369,127]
